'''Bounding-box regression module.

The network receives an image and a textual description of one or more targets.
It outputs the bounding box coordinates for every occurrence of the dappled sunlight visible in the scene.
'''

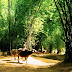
[0,56,56,68]
[27,56,54,66]
[0,55,72,72]
[0,0,72,71]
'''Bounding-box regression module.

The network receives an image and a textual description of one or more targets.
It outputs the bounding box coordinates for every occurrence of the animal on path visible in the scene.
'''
[18,50,33,63]
[11,49,18,60]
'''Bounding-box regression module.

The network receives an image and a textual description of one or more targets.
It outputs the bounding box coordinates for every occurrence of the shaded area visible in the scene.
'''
[0,56,55,67]
[37,62,72,72]
[0,55,72,72]
[0,61,72,72]
[2,60,11,61]
[7,62,23,64]
[32,54,65,61]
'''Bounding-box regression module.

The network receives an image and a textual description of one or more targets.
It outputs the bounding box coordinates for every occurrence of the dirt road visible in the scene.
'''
[0,54,72,72]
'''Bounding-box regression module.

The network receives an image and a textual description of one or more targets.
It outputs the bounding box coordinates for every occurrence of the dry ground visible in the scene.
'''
[0,52,72,72]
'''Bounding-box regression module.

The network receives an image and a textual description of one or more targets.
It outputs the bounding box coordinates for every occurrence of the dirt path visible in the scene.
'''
[0,54,72,72]
[0,55,60,68]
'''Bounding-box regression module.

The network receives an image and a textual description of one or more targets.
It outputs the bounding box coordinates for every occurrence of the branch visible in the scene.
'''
[61,38,65,42]
[66,0,72,25]
[54,0,66,31]
[0,14,4,21]
[30,0,42,26]
[54,0,70,41]
[58,1,65,20]
[0,14,7,24]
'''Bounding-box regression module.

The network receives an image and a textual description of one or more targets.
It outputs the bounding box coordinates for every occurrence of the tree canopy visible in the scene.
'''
[0,0,72,62]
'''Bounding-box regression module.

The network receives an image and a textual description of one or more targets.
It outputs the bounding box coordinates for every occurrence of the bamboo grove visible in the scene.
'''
[0,0,72,62]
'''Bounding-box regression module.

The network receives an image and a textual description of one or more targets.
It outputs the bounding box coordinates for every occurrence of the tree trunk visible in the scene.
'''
[64,41,72,63]
[54,0,72,63]
[8,0,11,54]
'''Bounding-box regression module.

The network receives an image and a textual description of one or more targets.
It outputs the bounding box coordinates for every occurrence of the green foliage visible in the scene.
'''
[0,0,65,53]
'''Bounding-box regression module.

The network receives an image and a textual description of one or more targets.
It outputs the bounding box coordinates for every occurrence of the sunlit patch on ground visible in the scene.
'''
[27,56,55,66]
[0,56,56,68]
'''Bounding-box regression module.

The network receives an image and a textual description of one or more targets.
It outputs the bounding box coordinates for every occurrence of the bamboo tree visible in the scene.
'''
[8,0,11,54]
[54,0,72,63]
[26,0,42,50]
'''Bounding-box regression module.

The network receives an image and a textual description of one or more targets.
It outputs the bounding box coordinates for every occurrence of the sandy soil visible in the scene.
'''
[0,56,59,68]
[0,53,72,72]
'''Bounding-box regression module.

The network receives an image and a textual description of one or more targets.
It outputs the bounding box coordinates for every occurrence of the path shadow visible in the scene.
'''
[32,54,65,61]
[2,60,11,61]
[7,62,23,64]
[37,62,72,72]
[43,55,65,61]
